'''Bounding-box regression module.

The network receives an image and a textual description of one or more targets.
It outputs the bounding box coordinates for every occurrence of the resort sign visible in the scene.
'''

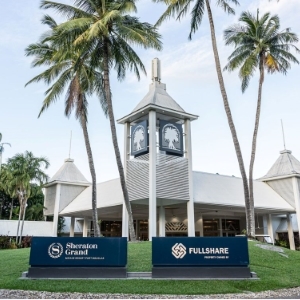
[159,120,183,156]
[27,237,127,278]
[131,120,148,157]
[152,237,251,278]
[153,237,248,266]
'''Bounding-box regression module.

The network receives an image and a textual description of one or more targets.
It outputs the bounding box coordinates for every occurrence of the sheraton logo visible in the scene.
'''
[48,243,63,259]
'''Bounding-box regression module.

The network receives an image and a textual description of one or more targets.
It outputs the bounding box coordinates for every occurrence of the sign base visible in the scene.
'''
[27,267,127,279]
[152,267,251,279]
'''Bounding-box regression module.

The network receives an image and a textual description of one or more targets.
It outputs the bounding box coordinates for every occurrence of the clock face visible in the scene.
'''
[131,120,148,157]
[159,120,183,156]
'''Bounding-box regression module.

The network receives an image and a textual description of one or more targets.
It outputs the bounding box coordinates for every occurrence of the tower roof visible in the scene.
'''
[132,81,186,114]
[46,158,91,186]
[117,58,198,124]
[261,150,300,180]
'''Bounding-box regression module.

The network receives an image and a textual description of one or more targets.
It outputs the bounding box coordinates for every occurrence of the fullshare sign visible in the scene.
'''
[152,237,251,278]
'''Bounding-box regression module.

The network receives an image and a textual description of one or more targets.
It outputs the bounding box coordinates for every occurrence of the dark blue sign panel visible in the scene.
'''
[30,237,127,267]
[131,120,149,157]
[159,120,183,156]
[152,237,249,267]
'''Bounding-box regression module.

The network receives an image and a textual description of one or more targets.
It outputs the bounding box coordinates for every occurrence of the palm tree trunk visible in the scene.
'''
[0,151,2,173]
[19,200,27,245]
[81,116,100,237]
[9,198,14,220]
[0,199,2,220]
[16,198,22,244]
[205,0,255,237]
[102,39,136,241]
[249,56,264,232]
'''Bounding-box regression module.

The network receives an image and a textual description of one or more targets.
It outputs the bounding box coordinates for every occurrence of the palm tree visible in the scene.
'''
[0,133,11,173]
[25,15,108,237]
[155,0,255,236]
[0,134,12,219]
[224,10,299,224]
[0,164,13,219]
[26,186,45,221]
[40,0,162,241]
[3,151,49,244]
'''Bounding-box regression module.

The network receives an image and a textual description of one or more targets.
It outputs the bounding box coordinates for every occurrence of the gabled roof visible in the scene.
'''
[261,150,300,180]
[46,158,90,186]
[117,81,198,124]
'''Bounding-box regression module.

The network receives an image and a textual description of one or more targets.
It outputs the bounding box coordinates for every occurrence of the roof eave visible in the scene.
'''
[259,173,300,182]
[44,180,91,188]
[117,104,199,124]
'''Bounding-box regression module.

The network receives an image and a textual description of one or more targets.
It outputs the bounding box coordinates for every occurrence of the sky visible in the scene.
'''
[0,0,300,183]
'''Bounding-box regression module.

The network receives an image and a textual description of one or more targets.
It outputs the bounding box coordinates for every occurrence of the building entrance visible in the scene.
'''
[203,218,240,237]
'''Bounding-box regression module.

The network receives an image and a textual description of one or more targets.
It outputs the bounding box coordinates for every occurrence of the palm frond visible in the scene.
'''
[188,0,205,40]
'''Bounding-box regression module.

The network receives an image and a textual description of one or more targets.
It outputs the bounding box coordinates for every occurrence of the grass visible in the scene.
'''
[0,241,300,295]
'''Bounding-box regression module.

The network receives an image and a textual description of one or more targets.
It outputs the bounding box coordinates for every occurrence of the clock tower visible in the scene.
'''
[117,58,198,240]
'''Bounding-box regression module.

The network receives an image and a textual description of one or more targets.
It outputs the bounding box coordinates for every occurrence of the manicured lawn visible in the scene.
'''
[0,241,300,295]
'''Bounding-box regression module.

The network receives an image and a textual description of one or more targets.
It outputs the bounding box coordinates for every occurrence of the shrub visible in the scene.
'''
[9,239,17,249]
[0,235,11,249]
[21,235,32,248]
[275,239,289,248]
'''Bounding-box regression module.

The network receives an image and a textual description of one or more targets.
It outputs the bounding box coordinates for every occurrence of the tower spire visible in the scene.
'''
[68,130,72,158]
[152,58,161,82]
[281,119,286,150]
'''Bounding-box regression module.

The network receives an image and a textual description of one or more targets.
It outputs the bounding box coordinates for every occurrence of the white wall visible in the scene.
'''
[0,220,53,237]
[59,185,87,212]
[44,185,56,216]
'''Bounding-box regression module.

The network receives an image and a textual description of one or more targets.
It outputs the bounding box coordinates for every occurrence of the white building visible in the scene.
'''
[43,59,300,250]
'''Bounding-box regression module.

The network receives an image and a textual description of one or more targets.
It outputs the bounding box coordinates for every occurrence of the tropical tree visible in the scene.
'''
[2,151,49,244]
[25,184,45,221]
[40,0,162,240]
[0,133,11,173]
[25,15,107,237]
[0,166,20,221]
[155,0,255,236]
[224,10,299,221]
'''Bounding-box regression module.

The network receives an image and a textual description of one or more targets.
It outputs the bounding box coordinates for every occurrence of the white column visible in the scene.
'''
[199,215,204,237]
[267,214,274,244]
[83,217,88,237]
[184,119,195,237]
[122,122,130,238]
[52,183,61,237]
[287,213,295,250]
[263,215,268,235]
[219,218,223,237]
[136,220,140,240]
[292,177,300,234]
[195,214,203,236]
[70,217,75,237]
[149,110,157,241]
[159,206,165,237]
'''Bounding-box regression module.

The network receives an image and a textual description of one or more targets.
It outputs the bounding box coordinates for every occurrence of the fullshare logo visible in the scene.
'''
[172,243,186,259]
[48,243,63,259]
